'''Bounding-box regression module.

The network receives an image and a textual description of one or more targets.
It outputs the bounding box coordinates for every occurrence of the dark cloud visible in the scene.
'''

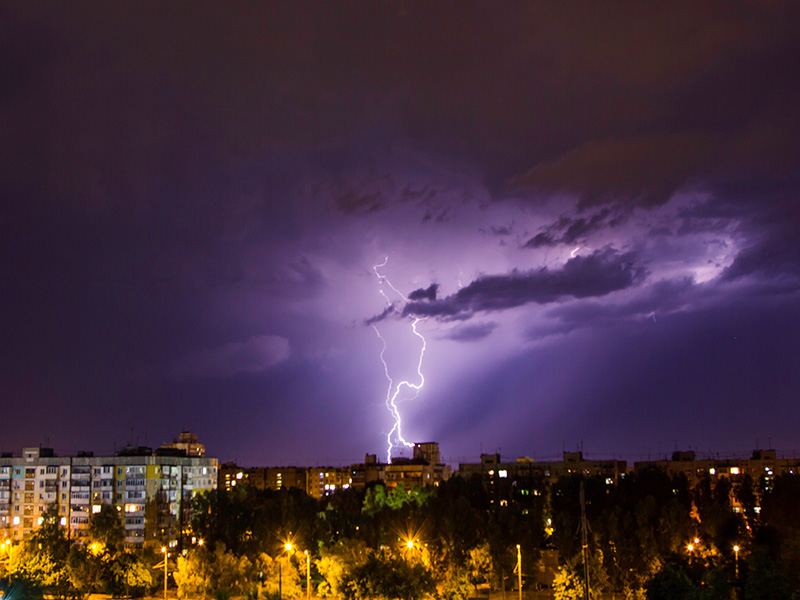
[408,283,438,301]
[524,232,557,249]
[364,304,398,327]
[403,248,646,320]
[525,208,625,248]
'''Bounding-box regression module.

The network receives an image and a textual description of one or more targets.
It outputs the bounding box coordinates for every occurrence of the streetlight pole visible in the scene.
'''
[733,545,740,579]
[516,545,522,600]
[280,541,293,600]
[161,547,168,600]
[305,550,311,600]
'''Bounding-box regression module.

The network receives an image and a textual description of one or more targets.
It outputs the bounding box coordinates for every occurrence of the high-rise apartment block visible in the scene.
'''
[0,438,216,550]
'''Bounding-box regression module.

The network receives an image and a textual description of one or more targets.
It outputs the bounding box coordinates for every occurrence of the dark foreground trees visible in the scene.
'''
[8,468,800,599]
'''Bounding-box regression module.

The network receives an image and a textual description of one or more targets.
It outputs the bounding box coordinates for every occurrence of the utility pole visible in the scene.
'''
[580,481,590,600]
[516,544,522,600]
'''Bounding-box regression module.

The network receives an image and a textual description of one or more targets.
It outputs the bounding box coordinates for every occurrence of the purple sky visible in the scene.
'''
[3,2,800,467]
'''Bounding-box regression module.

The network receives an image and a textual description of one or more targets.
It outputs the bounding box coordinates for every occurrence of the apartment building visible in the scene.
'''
[219,463,308,493]
[218,442,452,498]
[0,443,217,550]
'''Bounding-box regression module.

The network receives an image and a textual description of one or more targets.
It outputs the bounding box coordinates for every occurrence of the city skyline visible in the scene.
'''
[3,3,800,467]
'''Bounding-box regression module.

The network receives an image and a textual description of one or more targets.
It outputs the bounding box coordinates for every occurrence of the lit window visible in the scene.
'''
[499,470,508,478]
[731,467,740,475]
[92,505,102,514]
[38,517,43,525]
[60,517,67,526]
[236,472,243,480]
[709,468,716,475]
[12,516,20,526]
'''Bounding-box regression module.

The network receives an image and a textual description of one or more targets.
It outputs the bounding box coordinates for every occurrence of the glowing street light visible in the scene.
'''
[279,540,294,600]
[733,545,740,578]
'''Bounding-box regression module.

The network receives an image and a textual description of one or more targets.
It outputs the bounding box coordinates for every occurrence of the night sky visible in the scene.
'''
[3,3,800,467]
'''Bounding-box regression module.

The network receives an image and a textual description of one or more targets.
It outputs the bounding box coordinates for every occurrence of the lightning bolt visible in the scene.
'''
[372,257,428,463]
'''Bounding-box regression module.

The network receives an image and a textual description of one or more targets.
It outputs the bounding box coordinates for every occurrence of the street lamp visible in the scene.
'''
[304,550,311,600]
[161,547,168,600]
[733,545,740,578]
[515,545,522,600]
[280,541,293,600]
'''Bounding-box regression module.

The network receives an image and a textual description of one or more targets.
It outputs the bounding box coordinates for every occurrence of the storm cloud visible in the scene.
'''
[403,249,646,320]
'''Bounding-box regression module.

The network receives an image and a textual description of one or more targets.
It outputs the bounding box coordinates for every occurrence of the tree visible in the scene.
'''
[744,547,792,600]
[88,503,125,554]
[6,504,79,600]
[551,552,607,600]
[316,539,369,598]
[343,551,434,600]
[111,551,153,598]
[174,543,255,599]
[466,542,493,590]
[645,564,698,600]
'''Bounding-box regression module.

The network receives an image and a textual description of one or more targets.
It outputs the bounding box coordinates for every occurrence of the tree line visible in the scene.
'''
[3,469,800,599]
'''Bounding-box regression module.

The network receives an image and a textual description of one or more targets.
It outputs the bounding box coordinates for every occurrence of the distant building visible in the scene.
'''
[456,451,626,506]
[161,431,205,457]
[458,451,626,485]
[218,463,309,493]
[634,448,800,516]
[0,437,216,550]
[413,442,442,465]
[218,442,452,498]
[307,467,352,498]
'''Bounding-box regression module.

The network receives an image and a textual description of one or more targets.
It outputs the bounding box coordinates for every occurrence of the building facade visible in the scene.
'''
[0,445,217,550]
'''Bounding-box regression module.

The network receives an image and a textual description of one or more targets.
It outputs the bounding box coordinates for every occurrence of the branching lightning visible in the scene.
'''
[372,257,428,463]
